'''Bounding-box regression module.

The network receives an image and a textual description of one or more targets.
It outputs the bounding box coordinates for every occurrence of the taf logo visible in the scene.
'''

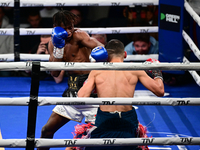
[64,62,75,66]
[177,100,190,105]
[180,138,193,143]
[64,140,77,145]
[102,101,115,105]
[103,139,116,144]
[142,138,154,143]
[159,4,181,32]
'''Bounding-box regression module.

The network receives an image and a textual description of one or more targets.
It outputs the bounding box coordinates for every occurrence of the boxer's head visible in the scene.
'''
[105,39,125,61]
[53,10,78,40]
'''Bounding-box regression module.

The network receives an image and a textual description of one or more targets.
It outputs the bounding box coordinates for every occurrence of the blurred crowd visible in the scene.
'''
[0,6,159,54]
[0,5,198,86]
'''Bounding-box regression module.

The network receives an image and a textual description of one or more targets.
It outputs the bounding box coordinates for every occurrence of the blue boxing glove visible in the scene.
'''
[52,27,68,58]
[90,46,108,62]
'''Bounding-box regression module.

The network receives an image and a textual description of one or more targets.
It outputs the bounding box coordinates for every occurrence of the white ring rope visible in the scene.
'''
[182,30,200,60]
[0,54,158,62]
[0,62,200,71]
[0,97,199,106]
[1,0,159,7]
[184,0,200,27]
[182,29,200,87]
[183,57,200,86]
[0,137,199,148]
[0,27,158,35]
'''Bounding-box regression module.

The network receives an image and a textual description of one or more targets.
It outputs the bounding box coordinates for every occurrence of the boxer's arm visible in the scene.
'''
[76,30,104,49]
[137,71,164,97]
[48,27,68,77]
[144,58,163,80]
[53,70,65,83]
[78,71,96,97]
[49,40,62,77]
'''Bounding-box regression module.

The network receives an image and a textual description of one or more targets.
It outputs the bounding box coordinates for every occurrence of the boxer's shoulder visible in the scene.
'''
[73,28,90,41]
[73,28,87,35]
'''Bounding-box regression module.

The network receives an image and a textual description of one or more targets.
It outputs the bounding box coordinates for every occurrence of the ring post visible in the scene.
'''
[26,62,40,150]
[14,0,20,61]
[158,0,185,74]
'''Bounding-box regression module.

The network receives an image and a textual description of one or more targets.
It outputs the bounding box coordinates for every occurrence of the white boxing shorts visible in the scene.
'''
[55,73,98,123]
[53,105,98,123]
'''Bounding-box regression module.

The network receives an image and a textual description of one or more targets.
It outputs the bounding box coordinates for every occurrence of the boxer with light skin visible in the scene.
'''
[65,39,164,150]
[78,39,164,150]
[38,10,107,150]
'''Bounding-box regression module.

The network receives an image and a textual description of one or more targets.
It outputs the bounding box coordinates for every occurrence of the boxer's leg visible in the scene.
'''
[38,112,70,150]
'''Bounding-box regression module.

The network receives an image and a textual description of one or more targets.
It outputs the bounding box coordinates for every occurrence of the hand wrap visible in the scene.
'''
[53,47,64,59]
[145,58,163,81]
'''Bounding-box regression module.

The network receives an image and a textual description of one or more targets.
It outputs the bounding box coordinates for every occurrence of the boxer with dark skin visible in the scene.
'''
[49,12,103,76]
[38,10,104,150]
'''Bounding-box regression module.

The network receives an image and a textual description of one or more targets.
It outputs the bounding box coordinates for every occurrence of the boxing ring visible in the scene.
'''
[1,0,200,150]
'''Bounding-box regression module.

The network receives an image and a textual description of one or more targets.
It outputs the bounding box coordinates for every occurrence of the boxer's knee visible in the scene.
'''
[41,124,55,138]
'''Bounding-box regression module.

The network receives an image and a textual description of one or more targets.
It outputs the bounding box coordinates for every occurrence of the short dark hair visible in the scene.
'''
[28,8,41,17]
[53,10,78,26]
[132,33,150,43]
[105,39,124,58]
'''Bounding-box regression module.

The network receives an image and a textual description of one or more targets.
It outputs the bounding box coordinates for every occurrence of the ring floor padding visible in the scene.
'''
[0,77,200,150]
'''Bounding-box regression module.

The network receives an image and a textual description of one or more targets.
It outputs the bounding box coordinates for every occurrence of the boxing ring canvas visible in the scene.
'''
[0,77,200,150]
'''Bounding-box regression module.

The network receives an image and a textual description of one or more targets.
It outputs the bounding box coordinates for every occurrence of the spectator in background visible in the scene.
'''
[20,9,44,53]
[31,34,51,54]
[125,33,158,55]
[91,34,107,45]
[123,6,147,27]
[92,6,130,46]
[0,7,14,77]
[123,6,159,40]
[69,7,93,27]
[0,7,13,54]
[70,8,83,27]
[146,6,159,40]
[3,7,13,24]
[27,9,43,28]
[123,6,158,27]
[40,7,60,18]
[146,6,158,26]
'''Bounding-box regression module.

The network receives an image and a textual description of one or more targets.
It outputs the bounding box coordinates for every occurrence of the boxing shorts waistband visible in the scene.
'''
[67,74,89,91]
[62,74,89,97]
[62,74,97,98]
[97,107,137,118]
[95,107,138,130]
